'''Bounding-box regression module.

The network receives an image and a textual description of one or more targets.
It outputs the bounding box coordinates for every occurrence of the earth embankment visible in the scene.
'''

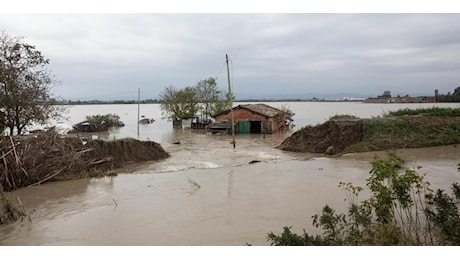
[277,119,366,155]
[277,116,460,155]
[0,129,170,192]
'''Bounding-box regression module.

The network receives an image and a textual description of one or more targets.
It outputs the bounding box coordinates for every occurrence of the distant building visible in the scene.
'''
[364,90,435,103]
[437,87,460,102]
[212,103,289,134]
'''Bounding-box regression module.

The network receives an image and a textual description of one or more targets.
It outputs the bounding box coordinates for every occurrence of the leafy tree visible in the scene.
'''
[159,78,232,123]
[195,77,233,121]
[196,77,219,122]
[0,30,64,135]
[159,85,199,121]
[210,91,234,118]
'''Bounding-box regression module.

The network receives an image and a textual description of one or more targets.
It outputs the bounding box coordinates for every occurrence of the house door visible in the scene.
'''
[250,121,262,134]
[238,120,250,134]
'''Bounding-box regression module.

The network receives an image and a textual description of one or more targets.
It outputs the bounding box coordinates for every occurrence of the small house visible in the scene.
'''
[212,104,289,134]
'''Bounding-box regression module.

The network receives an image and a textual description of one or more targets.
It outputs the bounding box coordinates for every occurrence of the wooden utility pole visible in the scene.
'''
[226,54,235,149]
[137,88,140,139]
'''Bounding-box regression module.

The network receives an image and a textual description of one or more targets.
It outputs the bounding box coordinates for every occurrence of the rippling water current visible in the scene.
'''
[1,102,459,245]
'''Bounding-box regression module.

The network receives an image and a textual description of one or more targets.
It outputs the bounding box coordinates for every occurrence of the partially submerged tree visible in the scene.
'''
[0,30,64,135]
[85,113,123,128]
[210,91,234,118]
[195,77,233,122]
[159,85,199,121]
[159,77,232,122]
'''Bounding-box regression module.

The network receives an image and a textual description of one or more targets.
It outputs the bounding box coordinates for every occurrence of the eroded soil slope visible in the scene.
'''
[277,116,460,155]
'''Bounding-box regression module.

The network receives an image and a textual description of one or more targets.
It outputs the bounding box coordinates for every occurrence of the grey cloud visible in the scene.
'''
[0,13,459,100]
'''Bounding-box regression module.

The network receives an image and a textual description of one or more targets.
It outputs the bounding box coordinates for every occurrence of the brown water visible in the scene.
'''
[1,102,459,245]
[1,130,459,245]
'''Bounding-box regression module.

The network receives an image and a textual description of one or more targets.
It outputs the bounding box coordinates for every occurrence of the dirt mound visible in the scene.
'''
[0,129,169,192]
[277,119,366,155]
[277,116,460,155]
[84,138,170,170]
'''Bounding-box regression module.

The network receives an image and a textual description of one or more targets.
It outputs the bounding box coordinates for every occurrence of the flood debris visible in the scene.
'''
[0,128,169,192]
[0,189,27,225]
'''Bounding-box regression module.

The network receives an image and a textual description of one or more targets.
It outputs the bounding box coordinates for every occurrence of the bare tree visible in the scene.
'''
[0,30,64,135]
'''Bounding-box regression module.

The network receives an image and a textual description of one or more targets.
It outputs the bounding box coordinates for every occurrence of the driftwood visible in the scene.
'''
[0,128,169,192]
[0,129,102,191]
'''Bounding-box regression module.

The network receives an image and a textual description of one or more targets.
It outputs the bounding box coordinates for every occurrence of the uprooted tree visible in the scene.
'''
[0,30,65,136]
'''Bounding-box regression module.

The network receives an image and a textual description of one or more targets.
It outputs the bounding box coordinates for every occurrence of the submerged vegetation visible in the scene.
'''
[85,113,124,128]
[0,189,27,225]
[159,77,233,121]
[268,154,460,246]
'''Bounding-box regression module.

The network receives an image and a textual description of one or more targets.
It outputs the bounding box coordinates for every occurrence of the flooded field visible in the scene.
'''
[1,102,459,245]
[1,142,459,245]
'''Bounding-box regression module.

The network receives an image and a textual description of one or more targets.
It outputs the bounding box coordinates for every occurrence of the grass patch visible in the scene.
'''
[384,107,460,117]
[328,114,359,120]
[345,117,460,153]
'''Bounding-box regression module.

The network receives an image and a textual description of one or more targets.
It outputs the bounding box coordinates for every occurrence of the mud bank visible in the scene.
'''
[0,129,170,192]
[277,119,366,155]
[277,116,460,155]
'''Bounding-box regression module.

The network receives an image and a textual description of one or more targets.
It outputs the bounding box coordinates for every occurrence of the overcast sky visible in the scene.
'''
[1,12,460,100]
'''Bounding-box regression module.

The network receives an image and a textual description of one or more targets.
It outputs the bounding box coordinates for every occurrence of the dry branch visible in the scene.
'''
[0,128,169,191]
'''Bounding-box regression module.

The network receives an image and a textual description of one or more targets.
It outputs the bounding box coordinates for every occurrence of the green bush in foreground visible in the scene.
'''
[268,154,460,245]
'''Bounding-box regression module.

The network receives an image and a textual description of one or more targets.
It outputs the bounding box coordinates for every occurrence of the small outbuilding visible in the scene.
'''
[212,103,289,134]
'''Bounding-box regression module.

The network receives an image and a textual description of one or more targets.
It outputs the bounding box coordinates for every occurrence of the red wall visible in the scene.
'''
[214,108,286,133]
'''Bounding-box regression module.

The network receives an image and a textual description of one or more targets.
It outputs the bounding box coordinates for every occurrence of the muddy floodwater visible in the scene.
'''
[1,141,459,245]
[1,102,460,245]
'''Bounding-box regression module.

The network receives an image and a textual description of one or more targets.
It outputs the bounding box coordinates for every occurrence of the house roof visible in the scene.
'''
[214,103,285,118]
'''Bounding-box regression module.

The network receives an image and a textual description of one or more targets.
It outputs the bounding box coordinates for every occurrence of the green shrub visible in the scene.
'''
[268,154,460,245]
[85,113,123,128]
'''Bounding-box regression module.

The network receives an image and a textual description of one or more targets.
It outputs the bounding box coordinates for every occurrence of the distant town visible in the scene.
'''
[364,87,460,103]
[57,87,460,105]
